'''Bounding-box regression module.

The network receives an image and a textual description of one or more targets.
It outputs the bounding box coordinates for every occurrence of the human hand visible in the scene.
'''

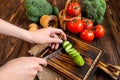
[28,27,67,49]
[0,57,47,80]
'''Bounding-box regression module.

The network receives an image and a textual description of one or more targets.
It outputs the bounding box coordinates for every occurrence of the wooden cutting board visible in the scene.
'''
[41,35,103,80]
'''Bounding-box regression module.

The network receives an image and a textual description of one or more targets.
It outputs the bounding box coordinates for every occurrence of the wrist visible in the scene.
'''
[24,31,34,44]
[17,30,35,44]
[26,31,43,44]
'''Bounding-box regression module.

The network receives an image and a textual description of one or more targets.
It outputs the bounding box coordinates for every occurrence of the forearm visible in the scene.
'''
[0,19,32,43]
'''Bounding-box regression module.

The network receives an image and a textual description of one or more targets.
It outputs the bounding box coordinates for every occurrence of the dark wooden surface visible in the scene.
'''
[46,35,103,80]
[0,0,120,80]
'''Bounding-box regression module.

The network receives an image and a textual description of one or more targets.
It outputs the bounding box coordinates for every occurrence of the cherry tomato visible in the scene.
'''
[80,29,94,42]
[67,3,81,16]
[82,18,93,30]
[67,19,84,34]
[94,25,105,38]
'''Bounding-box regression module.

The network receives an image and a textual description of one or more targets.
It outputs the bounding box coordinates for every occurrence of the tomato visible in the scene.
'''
[67,3,81,16]
[67,19,84,34]
[82,18,93,30]
[80,29,94,42]
[94,25,105,38]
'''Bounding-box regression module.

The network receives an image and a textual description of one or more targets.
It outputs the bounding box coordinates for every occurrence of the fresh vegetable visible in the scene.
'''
[80,29,94,42]
[94,25,105,38]
[67,3,81,16]
[63,41,84,66]
[82,18,93,30]
[48,0,59,17]
[52,0,59,17]
[40,15,58,28]
[67,19,84,34]
[81,0,106,24]
[24,0,53,23]
[29,23,38,31]
[53,7,59,17]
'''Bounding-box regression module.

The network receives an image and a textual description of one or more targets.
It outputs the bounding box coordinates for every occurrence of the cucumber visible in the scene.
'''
[66,48,75,53]
[65,44,72,52]
[62,40,85,66]
[70,51,80,59]
[63,40,70,48]
[68,49,77,58]
[63,41,72,52]
[74,56,85,66]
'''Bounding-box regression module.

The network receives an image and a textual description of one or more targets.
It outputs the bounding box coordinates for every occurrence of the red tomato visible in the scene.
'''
[80,29,94,42]
[94,25,105,38]
[67,19,84,34]
[67,3,81,16]
[82,18,93,30]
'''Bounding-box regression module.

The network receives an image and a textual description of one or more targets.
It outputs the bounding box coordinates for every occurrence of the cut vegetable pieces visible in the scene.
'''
[62,40,85,66]
[63,41,71,47]
[74,55,85,66]
[66,48,75,53]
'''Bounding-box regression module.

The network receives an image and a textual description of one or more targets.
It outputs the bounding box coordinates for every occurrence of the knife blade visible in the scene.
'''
[44,48,63,60]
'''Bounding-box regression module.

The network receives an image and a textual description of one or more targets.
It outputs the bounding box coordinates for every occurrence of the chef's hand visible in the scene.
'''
[0,57,47,80]
[28,27,67,49]
[0,19,67,49]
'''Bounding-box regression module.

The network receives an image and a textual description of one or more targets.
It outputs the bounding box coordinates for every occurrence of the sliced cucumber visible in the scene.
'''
[62,40,85,66]
[69,50,77,57]
[66,48,75,53]
[63,41,71,48]
[64,44,72,52]
[74,55,85,66]
[71,51,80,59]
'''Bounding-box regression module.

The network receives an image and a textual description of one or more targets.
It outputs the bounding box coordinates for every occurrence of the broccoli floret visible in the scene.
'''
[81,0,106,24]
[24,0,52,23]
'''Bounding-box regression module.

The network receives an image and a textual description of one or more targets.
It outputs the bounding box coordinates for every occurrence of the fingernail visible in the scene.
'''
[60,40,63,43]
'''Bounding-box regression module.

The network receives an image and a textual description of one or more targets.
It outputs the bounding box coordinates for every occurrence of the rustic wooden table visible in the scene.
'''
[0,0,120,80]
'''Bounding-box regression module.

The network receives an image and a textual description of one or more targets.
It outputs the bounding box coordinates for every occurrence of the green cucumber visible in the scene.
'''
[63,41,72,52]
[63,41,70,47]
[74,55,85,66]
[66,48,75,53]
[62,40,85,66]
[70,51,80,59]
[65,44,72,52]
[68,50,77,58]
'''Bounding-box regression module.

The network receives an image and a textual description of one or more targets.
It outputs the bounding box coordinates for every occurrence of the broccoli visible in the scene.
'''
[24,0,53,23]
[81,0,106,24]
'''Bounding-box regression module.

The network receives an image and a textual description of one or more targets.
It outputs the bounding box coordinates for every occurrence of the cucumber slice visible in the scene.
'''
[62,40,85,66]
[69,50,77,58]
[65,44,72,52]
[71,51,80,59]
[66,48,75,53]
[74,55,85,66]
[63,41,70,48]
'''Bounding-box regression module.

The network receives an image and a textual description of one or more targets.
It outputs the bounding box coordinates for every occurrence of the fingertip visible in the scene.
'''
[55,44,59,50]
[51,44,55,49]
[39,58,47,67]
[60,39,63,43]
